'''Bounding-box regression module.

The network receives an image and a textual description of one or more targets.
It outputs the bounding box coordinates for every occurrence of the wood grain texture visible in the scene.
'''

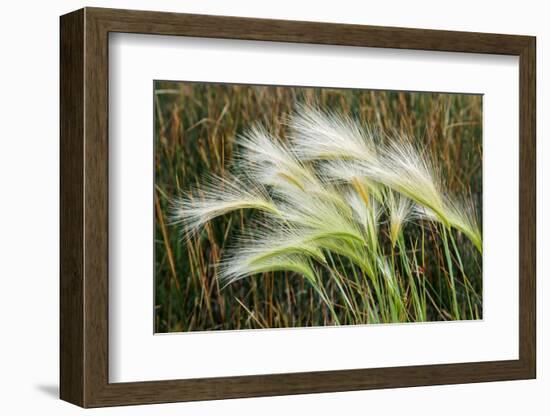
[59,8,84,406]
[518,38,537,376]
[59,7,537,408]
[83,10,110,406]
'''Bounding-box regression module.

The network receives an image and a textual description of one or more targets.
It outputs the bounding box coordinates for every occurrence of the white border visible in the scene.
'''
[109,33,519,382]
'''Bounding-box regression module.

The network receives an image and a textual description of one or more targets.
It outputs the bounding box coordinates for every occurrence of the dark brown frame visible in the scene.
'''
[60,7,536,408]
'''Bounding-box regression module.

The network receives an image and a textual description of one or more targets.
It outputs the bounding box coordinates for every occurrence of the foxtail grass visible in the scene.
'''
[170,105,482,326]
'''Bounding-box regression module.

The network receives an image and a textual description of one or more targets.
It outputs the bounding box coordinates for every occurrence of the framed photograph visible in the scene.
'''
[60,7,536,407]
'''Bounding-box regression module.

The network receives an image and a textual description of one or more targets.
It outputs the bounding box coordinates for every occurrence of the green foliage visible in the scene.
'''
[154,82,483,332]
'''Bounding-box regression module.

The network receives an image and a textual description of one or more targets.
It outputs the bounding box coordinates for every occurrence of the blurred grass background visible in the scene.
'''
[154,81,482,332]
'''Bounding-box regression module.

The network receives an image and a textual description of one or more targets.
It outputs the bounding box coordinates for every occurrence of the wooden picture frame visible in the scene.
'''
[60,7,536,408]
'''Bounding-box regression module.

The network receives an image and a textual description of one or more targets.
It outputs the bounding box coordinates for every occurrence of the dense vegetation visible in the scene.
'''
[154,81,482,332]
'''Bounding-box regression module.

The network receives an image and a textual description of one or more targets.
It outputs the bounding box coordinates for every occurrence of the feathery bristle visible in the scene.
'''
[172,103,482,292]
[290,105,378,162]
[170,173,280,240]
